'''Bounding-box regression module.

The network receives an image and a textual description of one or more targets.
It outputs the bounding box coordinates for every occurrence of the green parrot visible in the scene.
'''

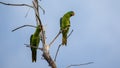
[30,25,41,62]
[60,11,75,45]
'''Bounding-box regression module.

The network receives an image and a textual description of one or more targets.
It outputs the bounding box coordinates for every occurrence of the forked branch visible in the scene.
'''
[49,31,61,47]
[54,30,73,61]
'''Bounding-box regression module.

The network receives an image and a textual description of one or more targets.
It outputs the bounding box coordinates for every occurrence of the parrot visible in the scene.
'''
[60,11,75,45]
[30,25,41,62]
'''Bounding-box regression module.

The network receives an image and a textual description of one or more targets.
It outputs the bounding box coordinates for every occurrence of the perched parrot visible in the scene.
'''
[30,25,41,62]
[60,11,75,45]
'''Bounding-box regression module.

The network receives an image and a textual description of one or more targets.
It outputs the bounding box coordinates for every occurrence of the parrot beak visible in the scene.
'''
[72,12,75,16]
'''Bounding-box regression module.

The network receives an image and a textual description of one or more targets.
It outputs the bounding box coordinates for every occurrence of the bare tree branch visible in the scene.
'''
[24,44,43,51]
[25,6,45,18]
[32,0,56,68]
[42,53,56,68]
[54,43,62,62]
[38,5,45,14]
[25,8,31,18]
[67,30,73,38]
[66,62,94,68]
[0,2,33,8]
[32,0,40,25]
[49,28,73,48]
[54,30,74,62]
[33,0,47,52]
[0,1,45,15]
[49,31,61,47]
[12,25,36,32]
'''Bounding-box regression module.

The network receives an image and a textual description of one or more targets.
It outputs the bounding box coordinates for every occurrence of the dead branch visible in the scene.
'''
[12,25,36,32]
[67,30,73,38]
[0,1,45,15]
[32,0,56,68]
[33,0,46,51]
[25,6,45,18]
[32,0,40,25]
[54,43,62,62]
[54,30,74,62]
[49,28,73,47]
[43,53,56,68]
[49,31,61,47]
[38,5,45,14]
[66,62,94,68]
[25,8,31,18]
[0,2,33,8]
[24,44,43,51]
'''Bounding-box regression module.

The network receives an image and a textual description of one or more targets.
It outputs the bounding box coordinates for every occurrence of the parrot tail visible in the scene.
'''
[62,34,67,45]
[32,50,37,62]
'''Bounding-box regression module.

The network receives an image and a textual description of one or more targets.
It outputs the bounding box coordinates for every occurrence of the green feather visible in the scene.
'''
[60,11,74,45]
[30,25,41,62]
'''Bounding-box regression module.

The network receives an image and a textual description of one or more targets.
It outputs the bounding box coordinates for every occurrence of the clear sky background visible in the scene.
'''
[0,0,120,68]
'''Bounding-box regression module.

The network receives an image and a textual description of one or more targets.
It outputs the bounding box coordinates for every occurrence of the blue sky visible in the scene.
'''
[0,0,120,68]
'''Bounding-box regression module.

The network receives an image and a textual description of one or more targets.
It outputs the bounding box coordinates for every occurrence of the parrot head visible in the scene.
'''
[68,11,75,16]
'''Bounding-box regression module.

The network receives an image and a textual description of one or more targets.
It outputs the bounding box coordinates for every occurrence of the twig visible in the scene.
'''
[49,29,73,47]
[0,2,33,8]
[25,8,31,18]
[38,5,45,14]
[24,44,43,51]
[54,43,62,61]
[54,30,74,61]
[67,30,73,38]
[66,62,94,68]
[12,25,36,32]
[0,2,45,15]
[49,31,61,47]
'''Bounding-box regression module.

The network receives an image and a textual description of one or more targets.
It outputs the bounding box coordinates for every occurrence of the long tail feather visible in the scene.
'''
[62,34,67,45]
[32,50,37,62]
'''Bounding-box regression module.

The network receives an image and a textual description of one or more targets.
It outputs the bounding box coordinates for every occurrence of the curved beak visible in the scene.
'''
[72,12,75,16]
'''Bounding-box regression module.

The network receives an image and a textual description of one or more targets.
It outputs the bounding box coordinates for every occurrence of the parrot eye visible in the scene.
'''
[70,11,74,16]
[72,12,75,16]
[70,13,74,16]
